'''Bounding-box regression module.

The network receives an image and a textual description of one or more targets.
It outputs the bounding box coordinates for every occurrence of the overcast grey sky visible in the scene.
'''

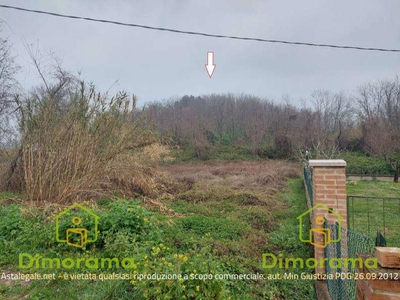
[1,0,399,106]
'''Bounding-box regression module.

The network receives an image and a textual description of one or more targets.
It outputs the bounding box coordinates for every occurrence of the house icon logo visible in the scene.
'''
[55,203,100,248]
[297,204,342,248]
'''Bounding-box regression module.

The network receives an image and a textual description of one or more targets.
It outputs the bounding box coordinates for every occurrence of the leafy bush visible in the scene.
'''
[99,200,162,257]
[0,204,55,267]
[0,204,22,240]
[340,152,393,175]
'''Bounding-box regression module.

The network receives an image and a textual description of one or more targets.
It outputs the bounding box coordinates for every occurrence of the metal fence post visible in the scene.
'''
[335,222,343,299]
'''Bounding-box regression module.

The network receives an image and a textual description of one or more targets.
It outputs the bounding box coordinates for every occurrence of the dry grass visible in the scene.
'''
[159,160,301,231]
[157,160,303,265]
[0,85,164,204]
[159,160,300,199]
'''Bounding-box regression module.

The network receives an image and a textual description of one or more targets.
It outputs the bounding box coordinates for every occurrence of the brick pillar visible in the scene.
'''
[308,159,347,275]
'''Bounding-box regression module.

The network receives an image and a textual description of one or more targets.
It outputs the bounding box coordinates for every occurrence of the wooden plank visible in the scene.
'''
[376,247,400,268]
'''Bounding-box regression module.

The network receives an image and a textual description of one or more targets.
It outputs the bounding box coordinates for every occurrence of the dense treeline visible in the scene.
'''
[145,77,400,181]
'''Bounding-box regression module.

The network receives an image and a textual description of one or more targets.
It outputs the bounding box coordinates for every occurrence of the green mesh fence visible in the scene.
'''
[303,167,313,207]
[324,221,375,300]
[347,195,400,247]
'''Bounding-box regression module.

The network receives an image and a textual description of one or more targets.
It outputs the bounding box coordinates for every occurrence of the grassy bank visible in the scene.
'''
[347,180,400,198]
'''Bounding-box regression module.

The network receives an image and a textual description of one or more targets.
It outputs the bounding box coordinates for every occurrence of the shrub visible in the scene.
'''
[340,152,393,175]
[4,82,157,203]
[0,204,22,240]
[99,200,162,257]
[130,237,230,300]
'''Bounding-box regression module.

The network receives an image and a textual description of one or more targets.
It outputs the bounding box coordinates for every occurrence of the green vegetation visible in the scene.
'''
[347,180,400,246]
[347,180,400,198]
[171,146,396,179]
[347,196,400,246]
[1,25,399,299]
[0,176,316,299]
[340,152,394,175]
[0,192,18,199]
[0,69,318,299]
[0,200,222,299]
[169,145,260,163]
[165,177,315,299]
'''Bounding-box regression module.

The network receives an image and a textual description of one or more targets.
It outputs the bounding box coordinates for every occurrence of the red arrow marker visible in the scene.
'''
[205,51,216,78]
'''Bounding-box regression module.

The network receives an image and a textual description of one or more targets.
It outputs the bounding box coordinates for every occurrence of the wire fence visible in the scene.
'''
[303,166,313,207]
[324,221,375,300]
[303,167,378,300]
[347,195,400,247]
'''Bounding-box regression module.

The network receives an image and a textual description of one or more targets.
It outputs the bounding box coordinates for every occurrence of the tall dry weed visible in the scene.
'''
[5,83,158,203]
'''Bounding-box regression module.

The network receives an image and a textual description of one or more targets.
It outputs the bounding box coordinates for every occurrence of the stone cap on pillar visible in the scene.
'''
[308,159,346,167]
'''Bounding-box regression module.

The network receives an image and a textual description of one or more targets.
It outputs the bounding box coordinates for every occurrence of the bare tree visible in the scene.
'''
[24,46,78,112]
[239,95,270,156]
[0,26,20,146]
[357,78,400,182]
[309,90,353,157]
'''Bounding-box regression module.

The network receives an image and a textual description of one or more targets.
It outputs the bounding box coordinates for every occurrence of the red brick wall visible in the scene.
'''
[308,160,347,275]
[312,166,347,229]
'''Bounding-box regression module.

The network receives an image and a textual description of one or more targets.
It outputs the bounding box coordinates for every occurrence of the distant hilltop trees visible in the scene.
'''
[144,78,400,181]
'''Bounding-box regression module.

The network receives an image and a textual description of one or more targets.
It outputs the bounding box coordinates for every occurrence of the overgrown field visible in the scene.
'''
[0,160,316,300]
